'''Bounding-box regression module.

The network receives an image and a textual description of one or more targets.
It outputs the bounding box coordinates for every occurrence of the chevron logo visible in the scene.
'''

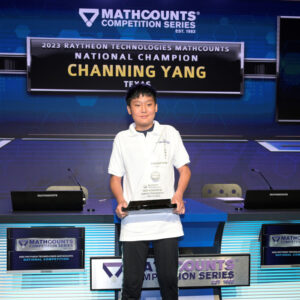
[103,262,123,278]
[79,8,99,27]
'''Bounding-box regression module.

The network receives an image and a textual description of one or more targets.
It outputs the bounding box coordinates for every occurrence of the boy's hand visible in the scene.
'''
[116,201,128,219]
[172,192,185,215]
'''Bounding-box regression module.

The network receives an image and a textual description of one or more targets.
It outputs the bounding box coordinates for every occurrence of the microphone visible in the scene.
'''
[251,168,274,190]
[67,168,86,200]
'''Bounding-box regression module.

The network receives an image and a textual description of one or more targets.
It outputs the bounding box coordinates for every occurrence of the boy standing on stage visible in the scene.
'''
[108,84,191,300]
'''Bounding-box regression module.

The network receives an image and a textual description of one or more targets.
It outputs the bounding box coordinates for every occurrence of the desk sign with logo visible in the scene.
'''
[7,227,85,272]
[27,37,244,95]
[90,254,250,290]
[261,224,300,268]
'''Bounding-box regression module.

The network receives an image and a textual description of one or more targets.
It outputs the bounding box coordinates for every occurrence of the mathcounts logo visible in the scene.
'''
[269,234,300,247]
[79,8,199,34]
[103,262,123,278]
[272,236,281,243]
[18,239,29,248]
[79,8,99,27]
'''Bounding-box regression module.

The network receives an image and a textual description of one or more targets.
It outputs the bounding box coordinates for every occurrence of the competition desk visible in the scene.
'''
[1,198,300,299]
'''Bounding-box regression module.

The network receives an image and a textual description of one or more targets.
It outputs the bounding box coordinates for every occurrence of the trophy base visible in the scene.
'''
[122,199,176,214]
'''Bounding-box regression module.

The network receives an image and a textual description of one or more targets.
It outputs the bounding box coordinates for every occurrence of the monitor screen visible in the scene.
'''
[276,16,300,122]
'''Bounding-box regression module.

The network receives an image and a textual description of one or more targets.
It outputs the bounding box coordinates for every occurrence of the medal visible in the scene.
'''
[150,171,160,182]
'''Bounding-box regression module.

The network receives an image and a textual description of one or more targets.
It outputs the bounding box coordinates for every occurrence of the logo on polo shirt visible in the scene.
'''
[157,139,170,144]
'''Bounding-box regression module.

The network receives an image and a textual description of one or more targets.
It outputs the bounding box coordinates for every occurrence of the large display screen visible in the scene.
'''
[276,16,300,122]
[2,1,300,139]
[7,227,85,272]
[27,38,244,95]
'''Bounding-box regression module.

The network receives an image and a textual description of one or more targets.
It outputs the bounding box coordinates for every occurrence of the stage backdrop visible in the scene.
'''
[0,0,300,138]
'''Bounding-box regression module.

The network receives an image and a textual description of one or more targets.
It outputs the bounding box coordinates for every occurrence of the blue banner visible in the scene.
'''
[7,227,85,272]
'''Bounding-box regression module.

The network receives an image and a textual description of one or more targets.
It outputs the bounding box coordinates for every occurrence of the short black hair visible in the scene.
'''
[126,84,157,106]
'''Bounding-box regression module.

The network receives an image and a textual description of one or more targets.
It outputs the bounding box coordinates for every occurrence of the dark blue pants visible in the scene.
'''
[121,237,179,300]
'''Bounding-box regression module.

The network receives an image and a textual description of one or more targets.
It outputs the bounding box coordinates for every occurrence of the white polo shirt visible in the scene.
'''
[108,121,190,241]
